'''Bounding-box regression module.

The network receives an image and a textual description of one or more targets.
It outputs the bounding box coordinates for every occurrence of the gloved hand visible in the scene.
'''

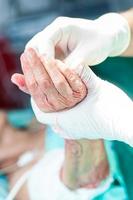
[27,149,113,200]
[31,65,133,146]
[26,13,130,67]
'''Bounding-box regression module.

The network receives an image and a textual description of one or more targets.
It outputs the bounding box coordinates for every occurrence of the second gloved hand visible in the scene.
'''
[31,66,133,146]
[26,13,130,67]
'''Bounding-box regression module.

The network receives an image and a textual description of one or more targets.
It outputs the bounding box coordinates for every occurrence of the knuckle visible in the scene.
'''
[40,79,52,90]
[68,73,76,82]
[79,84,87,96]
[64,69,76,81]
[56,79,65,88]
[73,87,87,100]
[29,81,38,92]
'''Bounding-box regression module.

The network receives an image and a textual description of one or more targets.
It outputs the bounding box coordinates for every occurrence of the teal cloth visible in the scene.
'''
[93,142,127,199]
[8,109,34,128]
[94,57,133,199]
[0,176,9,200]
[45,126,64,151]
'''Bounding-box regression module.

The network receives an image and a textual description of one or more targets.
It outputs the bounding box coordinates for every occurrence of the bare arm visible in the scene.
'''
[121,8,133,57]
[61,139,109,190]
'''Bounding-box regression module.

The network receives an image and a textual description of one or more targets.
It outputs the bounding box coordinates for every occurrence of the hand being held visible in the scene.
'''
[11,48,87,112]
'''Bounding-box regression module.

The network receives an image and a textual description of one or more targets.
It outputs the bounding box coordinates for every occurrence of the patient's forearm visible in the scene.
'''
[61,139,109,190]
[121,8,133,57]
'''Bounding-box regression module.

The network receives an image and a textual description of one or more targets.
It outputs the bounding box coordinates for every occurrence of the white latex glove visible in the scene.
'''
[26,13,130,67]
[27,149,113,200]
[31,65,133,147]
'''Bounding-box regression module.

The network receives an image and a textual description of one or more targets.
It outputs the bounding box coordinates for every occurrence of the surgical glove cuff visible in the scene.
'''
[96,13,131,56]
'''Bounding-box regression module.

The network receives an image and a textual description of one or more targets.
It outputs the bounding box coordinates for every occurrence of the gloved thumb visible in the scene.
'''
[64,44,89,69]
[25,31,55,58]
[25,23,62,59]
[64,42,102,69]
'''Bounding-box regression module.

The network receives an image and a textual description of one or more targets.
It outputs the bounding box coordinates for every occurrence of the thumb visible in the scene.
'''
[25,32,55,59]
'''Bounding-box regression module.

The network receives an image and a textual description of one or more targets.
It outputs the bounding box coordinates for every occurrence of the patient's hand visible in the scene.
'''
[11,48,87,112]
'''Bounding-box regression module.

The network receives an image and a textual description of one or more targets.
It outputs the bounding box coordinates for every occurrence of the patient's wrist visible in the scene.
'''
[61,139,109,190]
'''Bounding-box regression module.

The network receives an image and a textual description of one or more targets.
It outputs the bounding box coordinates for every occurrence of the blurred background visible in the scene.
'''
[0,0,133,199]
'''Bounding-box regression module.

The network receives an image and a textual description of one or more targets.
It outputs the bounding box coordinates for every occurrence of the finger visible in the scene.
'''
[24,48,64,109]
[55,60,87,97]
[20,53,54,111]
[22,49,70,111]
[40,56,73,98]
[0,158,18,169]
[24,48,55,96]
[11,73,29,94]
[20,53,38,95]
[23,49,82,111]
